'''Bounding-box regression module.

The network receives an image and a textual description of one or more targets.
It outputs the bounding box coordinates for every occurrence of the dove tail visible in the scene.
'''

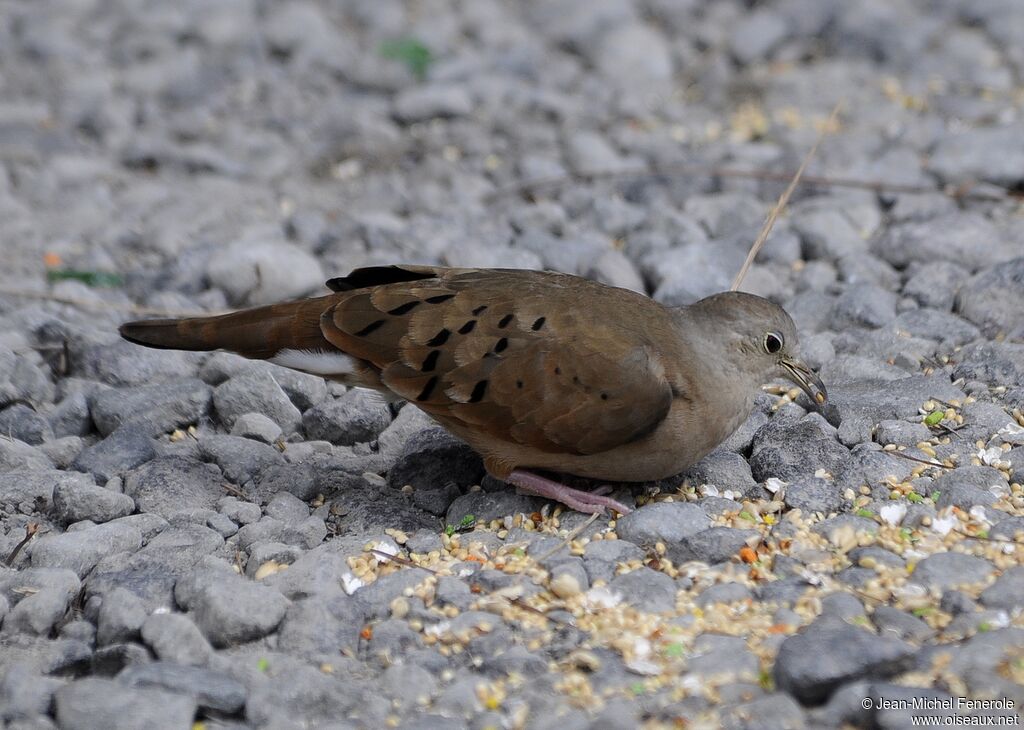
[119,295,339,361]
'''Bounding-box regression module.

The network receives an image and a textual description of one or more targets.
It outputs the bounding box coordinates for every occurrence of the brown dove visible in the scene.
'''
[120,265,826,514]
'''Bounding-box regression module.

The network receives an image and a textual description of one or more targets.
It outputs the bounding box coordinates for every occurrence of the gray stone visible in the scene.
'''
[0,664,64,719]
[39,436,86,469]
[197,433,285,485]
[589,23,673,89]
[386,428,484,510]
[394,84,473,122]
[88,378,211,436]
[871,605,935,643]
[72,337,199,388]
[49,392,93,438]
[892,308,981,347]
[206,238,324,306]
[979,566,1024,612]
[903,261,969,311]
[683,449,758,496]
[445,490,545,525]
[87,526,224,613]
[117,662,246,714]
[31,522,143,578]
[831,284,897,330]
[53,478,134,526]
[791,204,869,262]
[140,613,213,666]
[609,567,676,612]
[929,124,1024,188]
[991,516,1024,541]
[952,341,1024,386]
[750,415,849,482]
[956,257,1024,337]
[721,693,807,730]
[615,502,711,546]
[782,477,844,515]
[71,427,156,483]
[696,582,753,608]
[773,618,916,703]
[186,576,289,647]
[0,404,53,444]
[124,457,225,518]
[729,9,789,64]
[0,568,80,636]
[54,677,197,730]
[245,542,303,577]
[218,496,262,525]
[874,420,931,447]
[302,388,390,445]
[874,213,1012,271]
[0,469,84,510]
[667,527,758,565]
[230,411,283,443]
[213,371,302,432]
[96,588,147,646]
[912,552,995,591]
[199,353,329,411]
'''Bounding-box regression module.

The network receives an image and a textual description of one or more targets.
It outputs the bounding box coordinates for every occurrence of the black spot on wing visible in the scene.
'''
[427,329,451,346]
[326,266,435,292]
[417,376,439,402]
[387,301,420,316]
[355,320,386,337]
[421,350,440,372]
[469,380,488,403]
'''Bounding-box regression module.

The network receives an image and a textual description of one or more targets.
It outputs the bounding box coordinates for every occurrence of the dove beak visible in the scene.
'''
[780,357,828,407]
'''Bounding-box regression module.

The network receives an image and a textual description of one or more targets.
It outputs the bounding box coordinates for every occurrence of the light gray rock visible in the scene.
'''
[213,371,302,432]
[206,238,324,305]
[54,677,197,730]
[912,552,995,591]
[186,575,289,647]
[774,618,916,703]
[31,522,143,578]
[88,379,211,436]
[140,613,213,666]
[70,427,156,483]
[230,411,283,443]
[302,388,390,445]
[124,457,224,518]
[117,662,247,714]
[53,478,134,526]
[615,502,711,546]
[0,404,53,444]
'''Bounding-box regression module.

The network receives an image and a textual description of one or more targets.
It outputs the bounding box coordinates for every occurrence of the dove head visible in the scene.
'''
[684,291,827,407]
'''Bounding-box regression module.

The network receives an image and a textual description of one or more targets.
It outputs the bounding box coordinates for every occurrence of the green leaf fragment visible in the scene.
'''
[257,658,269,672]
[663,642,684,658]
[907,492,923,503]
[924,411,944,426]
[738,511,755,522]
[856,508,874,519]
[379,38,432,80]
[46,269,124,288]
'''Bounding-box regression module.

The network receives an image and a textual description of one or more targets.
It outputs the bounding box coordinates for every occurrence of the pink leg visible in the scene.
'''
[505,469,632,515]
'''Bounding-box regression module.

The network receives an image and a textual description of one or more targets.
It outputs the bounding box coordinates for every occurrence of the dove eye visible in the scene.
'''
[763,332,784,354]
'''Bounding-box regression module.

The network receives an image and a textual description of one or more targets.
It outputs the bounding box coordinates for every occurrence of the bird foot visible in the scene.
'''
[505,469,632,515]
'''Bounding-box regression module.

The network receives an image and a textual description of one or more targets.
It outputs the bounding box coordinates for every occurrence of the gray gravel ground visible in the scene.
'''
[2,0,1024,728]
